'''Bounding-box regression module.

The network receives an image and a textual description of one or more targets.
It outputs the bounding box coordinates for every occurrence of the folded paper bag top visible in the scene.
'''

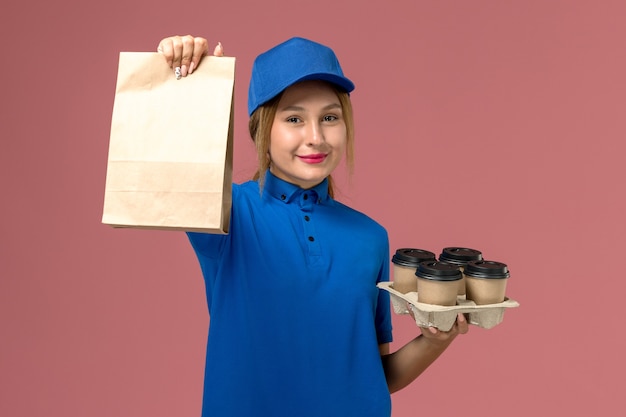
[102,52,235,233]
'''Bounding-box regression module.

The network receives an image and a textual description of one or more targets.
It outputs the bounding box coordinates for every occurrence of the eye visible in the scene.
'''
[286,116,301,123]
[323,115,339,122]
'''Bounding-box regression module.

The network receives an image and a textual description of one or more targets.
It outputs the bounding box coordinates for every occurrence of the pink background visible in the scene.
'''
[2,1,624,416]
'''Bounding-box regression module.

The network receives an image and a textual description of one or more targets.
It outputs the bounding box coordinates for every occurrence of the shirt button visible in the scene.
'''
[304,215,310,222]
[308,236,315,242]
[303,194,308,200]
[280,194,286,201]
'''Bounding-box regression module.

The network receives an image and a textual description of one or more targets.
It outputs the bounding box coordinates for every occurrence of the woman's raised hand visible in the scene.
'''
[157,35,224,77]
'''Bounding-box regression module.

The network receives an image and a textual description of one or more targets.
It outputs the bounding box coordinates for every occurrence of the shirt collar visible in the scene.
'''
[263,170,330,204]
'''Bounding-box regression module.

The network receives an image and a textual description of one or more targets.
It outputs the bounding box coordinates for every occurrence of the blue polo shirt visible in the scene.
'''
[187,171,393,417]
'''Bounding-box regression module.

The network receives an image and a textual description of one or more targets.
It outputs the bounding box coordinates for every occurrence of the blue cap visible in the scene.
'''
[247,37,355,116]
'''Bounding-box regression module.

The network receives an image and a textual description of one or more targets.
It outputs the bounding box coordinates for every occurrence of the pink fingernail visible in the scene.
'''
[189,62,195,74]
[181,65,188,77]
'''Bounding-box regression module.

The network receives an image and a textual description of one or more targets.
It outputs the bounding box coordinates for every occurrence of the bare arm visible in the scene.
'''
[380,313,469,393]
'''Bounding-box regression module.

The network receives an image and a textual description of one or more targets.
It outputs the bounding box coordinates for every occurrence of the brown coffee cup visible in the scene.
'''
[391,248,436,294]
[438,247,483,296]
[415,261,462,306]
[464,260,510,305]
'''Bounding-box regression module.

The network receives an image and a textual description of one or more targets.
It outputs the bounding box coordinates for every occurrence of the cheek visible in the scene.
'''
[269,125,298,154]
[332,128,348,152]
[268,125,281,156]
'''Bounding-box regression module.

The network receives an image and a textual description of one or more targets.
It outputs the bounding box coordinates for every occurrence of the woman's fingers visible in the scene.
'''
[178,35,196,76]
[456,313,469,334]
[157,37,176,68]
[157,36,216,77]
[189,37,210,74]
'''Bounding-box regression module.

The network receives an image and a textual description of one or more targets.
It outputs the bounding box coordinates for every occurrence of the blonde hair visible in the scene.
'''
[248,84,355,198]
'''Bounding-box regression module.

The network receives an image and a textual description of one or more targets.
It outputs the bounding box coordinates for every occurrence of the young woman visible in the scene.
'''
[157,35,468,417]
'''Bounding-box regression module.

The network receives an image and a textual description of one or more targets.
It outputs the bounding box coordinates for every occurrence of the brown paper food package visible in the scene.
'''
[102,52,235,233]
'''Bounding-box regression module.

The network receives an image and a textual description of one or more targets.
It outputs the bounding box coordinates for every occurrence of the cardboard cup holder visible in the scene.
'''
[377,281,520,331]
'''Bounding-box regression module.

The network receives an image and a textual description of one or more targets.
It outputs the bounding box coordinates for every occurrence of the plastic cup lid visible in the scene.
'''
[439,247,483,265]
[392,248,436,267]
[464,260,510,279]
[415,261,462,281]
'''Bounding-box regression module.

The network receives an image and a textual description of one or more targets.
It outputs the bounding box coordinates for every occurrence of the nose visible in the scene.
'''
[306,121,324,146]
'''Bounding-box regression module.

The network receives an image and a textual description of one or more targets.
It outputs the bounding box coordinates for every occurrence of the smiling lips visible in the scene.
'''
[298,153,328,164]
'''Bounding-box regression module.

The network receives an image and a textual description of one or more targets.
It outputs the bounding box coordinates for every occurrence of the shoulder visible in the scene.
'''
[187,179,259,257]
[232,179,259,196]
[230,179,262,206]
[327,199,388,239]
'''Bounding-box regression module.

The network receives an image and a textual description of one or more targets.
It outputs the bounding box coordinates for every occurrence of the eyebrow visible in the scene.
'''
[278,103,342,112]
